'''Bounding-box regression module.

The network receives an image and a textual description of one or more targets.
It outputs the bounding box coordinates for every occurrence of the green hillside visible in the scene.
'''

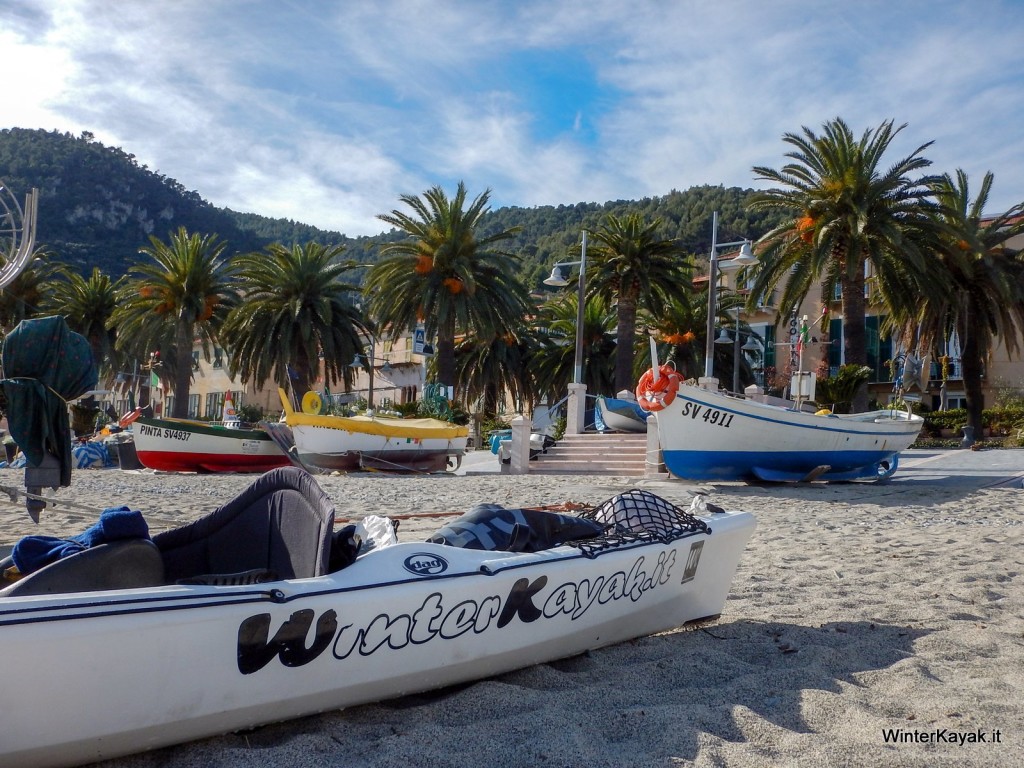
[0,127,786,286]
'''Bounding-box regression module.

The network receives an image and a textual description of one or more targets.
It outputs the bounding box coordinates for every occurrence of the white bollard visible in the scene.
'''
[566,382,587,434]
[509,414,532,474]
[645,414,665,477]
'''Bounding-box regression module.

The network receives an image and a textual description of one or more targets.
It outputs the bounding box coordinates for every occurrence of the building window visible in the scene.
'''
[188,394,200,418]
[829,319,843,369]
[213,347,223,368]
[206,392,223,419]
[866,315,893,383]
[192,351,200,371]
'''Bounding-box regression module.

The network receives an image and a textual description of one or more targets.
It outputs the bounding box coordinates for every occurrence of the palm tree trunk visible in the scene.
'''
[615,297,638,393]
[437,315,457,389]
[960,329,986,440]
[437,337,456,389]
[88,333,105,381]
[292,346,313,405]
[171,321,193,418]
[841,260,869,412]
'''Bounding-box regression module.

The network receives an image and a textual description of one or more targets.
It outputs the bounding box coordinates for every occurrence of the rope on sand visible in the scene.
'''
[0,484,105,515]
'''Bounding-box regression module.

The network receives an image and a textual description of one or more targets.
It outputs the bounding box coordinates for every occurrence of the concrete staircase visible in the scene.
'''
[530,431,654,476]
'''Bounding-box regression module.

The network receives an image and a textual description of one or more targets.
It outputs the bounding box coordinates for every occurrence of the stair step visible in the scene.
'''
[530,431,654,476]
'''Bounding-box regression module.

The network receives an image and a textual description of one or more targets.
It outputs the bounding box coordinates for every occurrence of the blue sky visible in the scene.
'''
[3,0,1024,236]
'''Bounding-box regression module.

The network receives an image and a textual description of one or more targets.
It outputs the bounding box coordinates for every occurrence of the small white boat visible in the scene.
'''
[640,372,924,482]
[488,429,555,463]
[279,389,468,472]
[596,393,648,433]
[0,467,755,767]
[133,416,292,473]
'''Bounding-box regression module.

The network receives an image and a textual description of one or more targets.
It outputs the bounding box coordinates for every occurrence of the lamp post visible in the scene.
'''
[350,338,376,409]
[715,311,763,393]
[714,308,743,393]
[544,230,589,433]
[350,340,396,410]
[703,212,756,386]
[543,230,588,384]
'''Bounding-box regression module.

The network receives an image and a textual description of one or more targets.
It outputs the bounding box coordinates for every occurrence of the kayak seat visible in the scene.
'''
[153,466,335,583]
[0,539,165,597]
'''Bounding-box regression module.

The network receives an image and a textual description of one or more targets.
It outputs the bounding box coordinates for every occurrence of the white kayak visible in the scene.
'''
[0,467,755,767]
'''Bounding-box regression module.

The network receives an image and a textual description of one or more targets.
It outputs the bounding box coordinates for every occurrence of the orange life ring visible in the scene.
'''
[119,407,142,427]
[635,365,682,411]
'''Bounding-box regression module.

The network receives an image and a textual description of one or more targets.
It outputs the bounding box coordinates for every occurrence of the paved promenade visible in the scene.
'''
[895,448,1024,488]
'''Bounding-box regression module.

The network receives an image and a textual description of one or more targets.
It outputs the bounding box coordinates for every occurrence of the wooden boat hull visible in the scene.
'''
[653,384,924,482]
[290,423,467,471]
[0,510,755,767]
[133,417,291,473]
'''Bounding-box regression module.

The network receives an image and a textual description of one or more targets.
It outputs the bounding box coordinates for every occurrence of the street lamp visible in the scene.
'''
[350,341,377,409]
[544,230,589,434]
[350,341,397,409]
[703,211,755,383]
[714,309,763,393]
[543,230,588,385]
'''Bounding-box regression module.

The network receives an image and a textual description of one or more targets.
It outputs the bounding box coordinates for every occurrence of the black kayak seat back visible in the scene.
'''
[0,539,165,598]
[153,466,336,583]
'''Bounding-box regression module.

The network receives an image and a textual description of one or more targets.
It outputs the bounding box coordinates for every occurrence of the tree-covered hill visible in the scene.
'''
[0,128,356,276]
[1,127,786,286]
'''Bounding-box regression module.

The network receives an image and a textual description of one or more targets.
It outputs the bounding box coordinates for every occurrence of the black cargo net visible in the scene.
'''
[568,489,712,558]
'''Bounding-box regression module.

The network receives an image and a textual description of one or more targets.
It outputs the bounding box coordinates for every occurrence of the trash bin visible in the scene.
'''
[115,440,143,470]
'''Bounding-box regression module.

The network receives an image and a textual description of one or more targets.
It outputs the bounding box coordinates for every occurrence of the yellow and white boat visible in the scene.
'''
[278,389,468,472]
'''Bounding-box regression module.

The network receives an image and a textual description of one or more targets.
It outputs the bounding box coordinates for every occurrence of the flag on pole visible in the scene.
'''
[151,370,161,390]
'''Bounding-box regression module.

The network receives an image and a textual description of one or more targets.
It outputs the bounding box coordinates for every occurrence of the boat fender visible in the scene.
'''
[301,391,323,415]
[635,365,682,412]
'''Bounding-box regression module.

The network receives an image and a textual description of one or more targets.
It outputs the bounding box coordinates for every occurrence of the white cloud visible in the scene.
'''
[2,0,1023,236]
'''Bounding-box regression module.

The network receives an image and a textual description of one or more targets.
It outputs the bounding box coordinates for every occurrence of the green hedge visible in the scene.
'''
[922,406,1024,437]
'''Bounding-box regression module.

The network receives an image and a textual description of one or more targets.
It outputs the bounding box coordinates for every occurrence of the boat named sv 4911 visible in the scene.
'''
[641,376,924,482]
[0,468,755,767]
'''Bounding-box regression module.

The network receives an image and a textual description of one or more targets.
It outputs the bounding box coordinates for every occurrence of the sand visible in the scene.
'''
[1,450,1022,767]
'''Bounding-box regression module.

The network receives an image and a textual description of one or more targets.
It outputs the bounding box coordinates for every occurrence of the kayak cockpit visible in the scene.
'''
[1,466,336,598]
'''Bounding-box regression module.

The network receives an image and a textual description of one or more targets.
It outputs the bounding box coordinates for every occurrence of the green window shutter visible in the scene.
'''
[829,319,842,368]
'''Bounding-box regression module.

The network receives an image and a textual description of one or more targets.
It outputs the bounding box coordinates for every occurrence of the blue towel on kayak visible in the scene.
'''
[11,506,150,575]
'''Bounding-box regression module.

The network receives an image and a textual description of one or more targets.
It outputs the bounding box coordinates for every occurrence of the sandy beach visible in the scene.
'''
[1,449,1022,767]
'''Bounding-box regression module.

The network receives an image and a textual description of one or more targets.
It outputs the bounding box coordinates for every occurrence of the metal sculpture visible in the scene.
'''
[0,179,39,289]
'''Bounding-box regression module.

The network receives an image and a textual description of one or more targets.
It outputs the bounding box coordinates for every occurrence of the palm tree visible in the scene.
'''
[530,290,617,403]
[366,183,530,398]
[0,247,66,333]
[889,170,1024,439]
[453,324,538,416]
[648,288,749,384]
[43,267,124,379]
[221,242,369,403]
[587,213,693,392]
[111,228,238,418]
[748,118,939,411]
